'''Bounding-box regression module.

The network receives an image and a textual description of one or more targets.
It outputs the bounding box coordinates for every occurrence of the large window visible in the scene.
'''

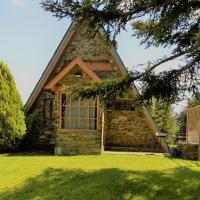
[61,94,98,130]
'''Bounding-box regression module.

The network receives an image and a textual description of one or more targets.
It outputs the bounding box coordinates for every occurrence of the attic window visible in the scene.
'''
[75,72,82,78]
[114,100,134,110]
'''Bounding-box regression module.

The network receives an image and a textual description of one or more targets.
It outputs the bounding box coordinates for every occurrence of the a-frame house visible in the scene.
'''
[24,21,169,155]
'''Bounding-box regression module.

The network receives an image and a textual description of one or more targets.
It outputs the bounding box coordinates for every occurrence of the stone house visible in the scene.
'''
[24,21,169,155]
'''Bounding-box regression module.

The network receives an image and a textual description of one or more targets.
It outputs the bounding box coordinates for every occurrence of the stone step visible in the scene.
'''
[105,146,164,153]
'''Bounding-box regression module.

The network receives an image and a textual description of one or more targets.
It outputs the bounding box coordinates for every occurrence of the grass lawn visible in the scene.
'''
[0,154,200,200]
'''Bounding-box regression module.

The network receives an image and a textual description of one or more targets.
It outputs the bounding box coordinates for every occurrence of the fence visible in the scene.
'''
[187,105,200,160]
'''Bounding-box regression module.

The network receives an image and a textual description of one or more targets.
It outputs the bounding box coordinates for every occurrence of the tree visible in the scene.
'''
[176,109,187,136]
[41,0,200,104]
[175,92,200,140]
[0,61,26,150]
[189,92,200,107]
[150,98,178,145]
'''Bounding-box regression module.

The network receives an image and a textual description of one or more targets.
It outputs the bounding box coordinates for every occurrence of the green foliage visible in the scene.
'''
[176,109,187,135]
[25,109,40,135]
[0,61,26,150]
[41,0,200,103]
[75,76,132,106]
[175,92,200,137]
[189,92,200,107]
[149,98,178,144]
[140,70,183,104]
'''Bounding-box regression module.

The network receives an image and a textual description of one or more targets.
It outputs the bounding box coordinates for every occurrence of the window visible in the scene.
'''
[43,99,48,120]
[114,100,134,110]
[43,98,54,120]
[61,94,97,130]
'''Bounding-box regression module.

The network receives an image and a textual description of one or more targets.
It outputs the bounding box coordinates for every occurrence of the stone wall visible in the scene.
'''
[47,29,122,83]
[22,92,56,152]
[105,108,163,152]
[178,143,199,160]
[53,64,103,155]
[55,131,101,155]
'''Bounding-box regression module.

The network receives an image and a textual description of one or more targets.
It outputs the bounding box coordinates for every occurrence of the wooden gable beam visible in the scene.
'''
[44,57,101,90]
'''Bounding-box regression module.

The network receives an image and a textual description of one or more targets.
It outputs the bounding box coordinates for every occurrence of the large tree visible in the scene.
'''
[176,109,187,137]
[0,61,26,150]
[189,92,200,107]
[41,0,200,103]
[150,98,178,144]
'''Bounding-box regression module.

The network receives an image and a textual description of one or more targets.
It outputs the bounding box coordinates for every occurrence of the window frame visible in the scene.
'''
[59,93,99,131]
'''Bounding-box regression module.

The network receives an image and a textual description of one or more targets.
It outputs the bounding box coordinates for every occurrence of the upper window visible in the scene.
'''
[114,100,134,110]
[61,94,97,130]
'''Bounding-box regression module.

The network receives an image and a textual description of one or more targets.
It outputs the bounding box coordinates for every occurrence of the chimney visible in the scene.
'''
[112,39,118,50]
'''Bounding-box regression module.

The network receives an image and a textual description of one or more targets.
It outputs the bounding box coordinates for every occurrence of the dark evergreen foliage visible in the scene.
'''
[149,98,178,144]
[41,0,200,103]
[176,109,187,136]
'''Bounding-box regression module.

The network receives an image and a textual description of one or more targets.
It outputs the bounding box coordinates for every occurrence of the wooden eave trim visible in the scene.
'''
[44,57,101,90]
[24,21,77,113]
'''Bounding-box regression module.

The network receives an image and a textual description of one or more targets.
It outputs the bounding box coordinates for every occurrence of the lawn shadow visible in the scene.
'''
[1,167,200,200]
[2,152,54,157]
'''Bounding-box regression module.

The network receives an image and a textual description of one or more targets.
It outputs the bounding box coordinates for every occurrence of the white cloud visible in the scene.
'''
[10,0,26,6]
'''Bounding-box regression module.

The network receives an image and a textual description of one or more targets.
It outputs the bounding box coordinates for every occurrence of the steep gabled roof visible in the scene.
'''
[24,20,169,153]
[24,21,126,113]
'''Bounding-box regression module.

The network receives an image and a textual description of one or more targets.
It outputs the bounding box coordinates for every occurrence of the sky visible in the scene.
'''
[0,0,186,112]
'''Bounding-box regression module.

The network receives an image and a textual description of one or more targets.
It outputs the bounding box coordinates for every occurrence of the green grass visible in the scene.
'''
[0,154,200,200]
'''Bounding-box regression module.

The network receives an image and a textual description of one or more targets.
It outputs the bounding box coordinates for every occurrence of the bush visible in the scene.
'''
[0,61,26,151]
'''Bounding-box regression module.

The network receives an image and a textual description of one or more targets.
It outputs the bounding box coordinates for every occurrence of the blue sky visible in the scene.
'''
[1,0,180,106]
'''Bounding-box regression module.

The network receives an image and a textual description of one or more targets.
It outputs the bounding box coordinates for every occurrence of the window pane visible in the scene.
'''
[71,107,79,117]
[62,106,70,117]
[89,98,96,106]
[89,107,96,118]
[61,95,98,130]
[89,119,96,130]
[71,97,79,105]
[80,119,89,129]
[62,118,70,129]
[62,94,70,105]
[80,98,89,106]
[71,119,79,129]
[80,107,89,118]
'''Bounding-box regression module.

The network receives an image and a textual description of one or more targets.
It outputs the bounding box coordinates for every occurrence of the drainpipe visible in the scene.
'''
[101,107,105,153]
[198,132,200,161]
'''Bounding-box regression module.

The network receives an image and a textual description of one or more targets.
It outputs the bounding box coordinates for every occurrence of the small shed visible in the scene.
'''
[187,105,200,144]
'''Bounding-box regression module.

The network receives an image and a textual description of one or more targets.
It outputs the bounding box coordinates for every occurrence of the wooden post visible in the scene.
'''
[101,107,105,153]
[186,107,189,142]
[198,132,200,161]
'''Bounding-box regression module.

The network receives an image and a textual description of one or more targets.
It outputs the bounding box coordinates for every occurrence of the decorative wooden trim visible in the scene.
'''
[44,57,101,90]
[96,96,100,131]
[59,92,62,130]
[59,129,98,133]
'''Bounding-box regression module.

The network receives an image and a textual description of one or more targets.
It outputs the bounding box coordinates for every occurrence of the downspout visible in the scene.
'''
[101,106,105,153]
[198,132,200,161]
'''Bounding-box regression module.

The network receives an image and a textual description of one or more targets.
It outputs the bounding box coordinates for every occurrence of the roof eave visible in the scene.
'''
[24,21,77,113]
